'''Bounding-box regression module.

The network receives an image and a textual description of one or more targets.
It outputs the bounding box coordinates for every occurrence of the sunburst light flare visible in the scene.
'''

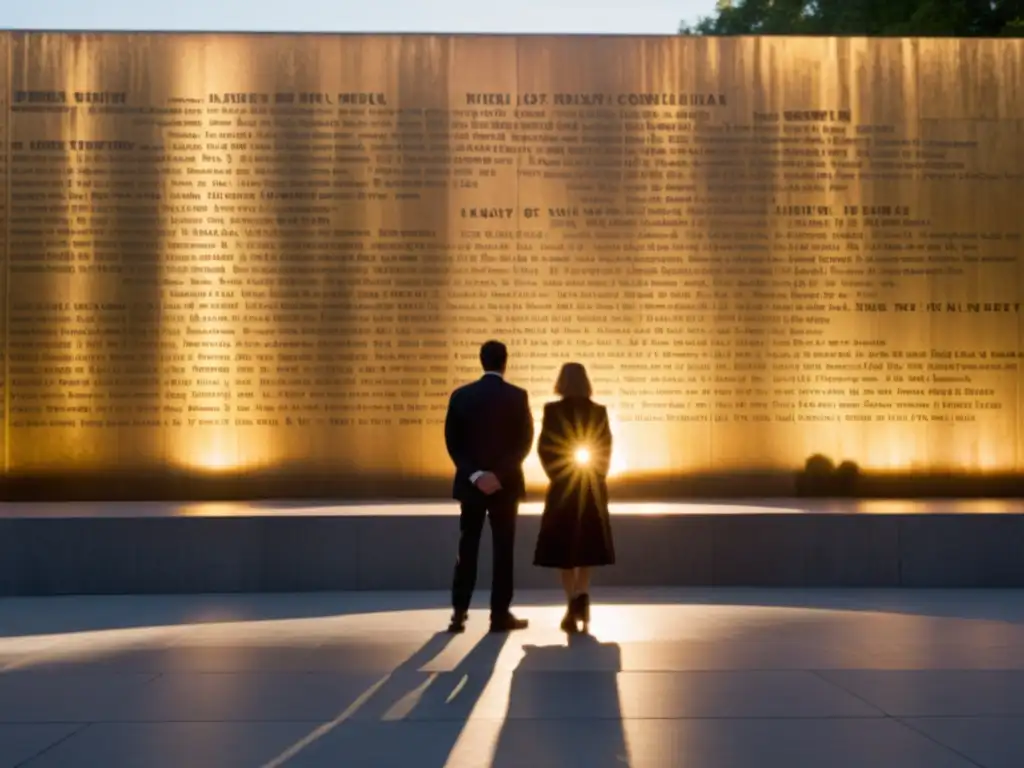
[538,409,613,513]
[573,446,591,466]
[523,407,628,486]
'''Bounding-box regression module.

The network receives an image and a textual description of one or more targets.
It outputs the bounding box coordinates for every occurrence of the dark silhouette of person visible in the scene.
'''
[286,632,511,767]
[445,340,534,633]
[534,362,615,633]
[491,633,628,768]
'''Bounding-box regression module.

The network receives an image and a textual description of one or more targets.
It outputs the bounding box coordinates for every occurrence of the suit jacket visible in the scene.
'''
[444,374,534,502]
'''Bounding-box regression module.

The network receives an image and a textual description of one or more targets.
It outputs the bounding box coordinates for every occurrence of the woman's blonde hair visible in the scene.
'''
[554,362,593,399]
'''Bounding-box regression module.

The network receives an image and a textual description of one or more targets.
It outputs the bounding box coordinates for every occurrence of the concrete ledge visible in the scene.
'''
[0,510,1021,595]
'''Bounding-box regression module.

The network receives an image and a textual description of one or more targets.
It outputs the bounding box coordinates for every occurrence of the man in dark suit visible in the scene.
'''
[444,340,534,633]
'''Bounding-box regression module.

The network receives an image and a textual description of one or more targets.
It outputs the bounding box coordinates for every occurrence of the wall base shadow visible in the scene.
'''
[2,466,1023,501]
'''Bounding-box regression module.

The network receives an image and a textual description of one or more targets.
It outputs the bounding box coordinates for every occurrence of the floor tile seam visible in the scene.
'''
[0,721,90,725]
[436,670,824,676]
[811,668,1024,719]
[98,671,388,678]
[889,716,987,768]
[848,710,1024,717]
[0,711,1005,725]
[140,672,164,687]
[12,667,1024,678]
[803,667,1024,672]
[20,668,428,674]
[407,668,911,675]
[0,672,173,679]
[397,715,894,721]
[12,722,91,768]
[806,670,892,718]
[897,715,1024,720]
[38,666,1024,674]
[0,715,900,725]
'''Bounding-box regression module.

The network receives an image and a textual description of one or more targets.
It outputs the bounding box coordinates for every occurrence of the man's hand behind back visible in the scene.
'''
[474,471,502,495]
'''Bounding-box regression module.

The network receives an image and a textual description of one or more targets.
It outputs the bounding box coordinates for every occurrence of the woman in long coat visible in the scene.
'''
[534,362,615,632]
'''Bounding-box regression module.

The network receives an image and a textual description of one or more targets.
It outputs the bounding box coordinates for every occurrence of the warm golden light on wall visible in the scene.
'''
[178,440,241,474]
[866,441,921,472]
[856,438,1015,475]
[605,411,629,477]
[4,32,1023,487]
[162,38,274,477]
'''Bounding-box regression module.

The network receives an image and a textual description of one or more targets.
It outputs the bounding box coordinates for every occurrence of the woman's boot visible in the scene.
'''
[560,597,578,633]
[578,593,591,631]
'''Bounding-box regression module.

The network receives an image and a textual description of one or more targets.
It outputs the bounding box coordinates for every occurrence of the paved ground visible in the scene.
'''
[0,589,1022,767]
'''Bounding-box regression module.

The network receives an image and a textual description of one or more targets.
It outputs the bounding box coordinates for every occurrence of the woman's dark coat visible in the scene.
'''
[533,397,616,568]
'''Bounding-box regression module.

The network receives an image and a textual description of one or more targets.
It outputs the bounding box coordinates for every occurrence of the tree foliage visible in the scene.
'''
[680,0,1024,37]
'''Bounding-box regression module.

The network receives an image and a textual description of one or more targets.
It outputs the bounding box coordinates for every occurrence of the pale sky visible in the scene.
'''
[0,0,714,35]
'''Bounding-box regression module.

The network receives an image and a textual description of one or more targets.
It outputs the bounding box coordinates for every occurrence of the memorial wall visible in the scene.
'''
[0,32,1022,492]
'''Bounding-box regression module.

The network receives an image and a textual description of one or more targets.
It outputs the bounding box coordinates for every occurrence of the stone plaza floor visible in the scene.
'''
[0,589,1022,767]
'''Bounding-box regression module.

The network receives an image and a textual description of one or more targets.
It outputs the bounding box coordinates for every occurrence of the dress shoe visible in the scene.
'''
[448,611,468,633]
[489,613,529,632]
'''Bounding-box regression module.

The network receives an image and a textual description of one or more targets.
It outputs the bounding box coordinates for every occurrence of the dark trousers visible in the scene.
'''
[451,494,518,619]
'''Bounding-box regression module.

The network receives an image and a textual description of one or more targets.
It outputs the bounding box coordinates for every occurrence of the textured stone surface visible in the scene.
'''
[1,503,1023,594]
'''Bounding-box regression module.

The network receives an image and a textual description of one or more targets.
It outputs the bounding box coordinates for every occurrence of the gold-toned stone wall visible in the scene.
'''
[0,32,8,472]
[2,32,1023,488]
